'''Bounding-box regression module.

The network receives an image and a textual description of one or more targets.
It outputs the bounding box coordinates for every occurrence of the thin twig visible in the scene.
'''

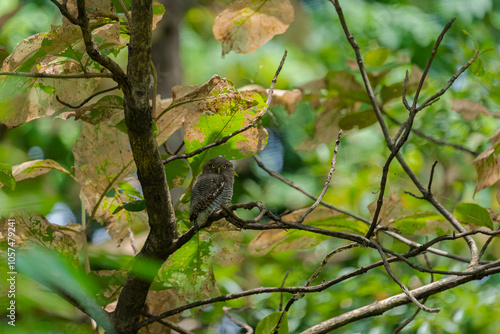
[163,50,288,165]
[56,85,119,109]
[238,162,480,264]
[392,246,434,333]
[329,0,479,266]
[383,111,479,156]
[374,242,440,313]
[279,269,291,311]
[479,235,496,260]
[296,130,342,224]
[223,307,254,334]
[128,228,138,255]
[412,18,456,108]
[143,311,194,334]
[417,53,480,111]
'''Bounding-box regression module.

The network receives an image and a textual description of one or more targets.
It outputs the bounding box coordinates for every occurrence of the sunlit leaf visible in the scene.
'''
[240,84,303,114]
[1,213,81,262]
[390,211,448,235]
[158,232,218,301]
[451,99,491,120]
[471,58,485,77]
[256,311,288,334]
[0,163,15,191]
[364,48,390,67]
[454,202,493,229]
[213,0,294,56]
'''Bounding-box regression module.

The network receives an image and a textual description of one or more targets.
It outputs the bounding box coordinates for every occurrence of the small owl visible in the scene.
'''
[190,157,234,229]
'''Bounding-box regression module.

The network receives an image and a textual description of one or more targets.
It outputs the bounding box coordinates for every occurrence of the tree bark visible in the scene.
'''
[113,0,177,333]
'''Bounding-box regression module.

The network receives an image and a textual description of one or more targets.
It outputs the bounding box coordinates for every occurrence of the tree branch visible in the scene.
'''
[296,130,342,224]
[299,265,500,334]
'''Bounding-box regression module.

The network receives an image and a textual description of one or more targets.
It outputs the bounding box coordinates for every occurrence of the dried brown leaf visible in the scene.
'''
[473,129,500,196]
[240,84,303,114]
[367,191,402,226]
[213,0,294,56]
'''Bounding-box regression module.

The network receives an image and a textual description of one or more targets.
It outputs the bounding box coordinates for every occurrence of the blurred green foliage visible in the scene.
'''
[1,0,500,333]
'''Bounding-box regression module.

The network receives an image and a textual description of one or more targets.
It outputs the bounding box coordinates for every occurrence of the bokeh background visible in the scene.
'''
[1,0,500,333]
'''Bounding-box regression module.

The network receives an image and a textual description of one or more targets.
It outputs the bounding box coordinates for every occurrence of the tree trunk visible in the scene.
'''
[113,1,177,333]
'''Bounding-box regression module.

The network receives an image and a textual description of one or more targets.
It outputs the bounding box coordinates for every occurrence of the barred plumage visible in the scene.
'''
[190,157,234,228]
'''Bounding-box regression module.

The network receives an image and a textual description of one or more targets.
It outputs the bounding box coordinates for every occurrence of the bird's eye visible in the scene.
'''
[222,165,226,169]
[211,164,216,168]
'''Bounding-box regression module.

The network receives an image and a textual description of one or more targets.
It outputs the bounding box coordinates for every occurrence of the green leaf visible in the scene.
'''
[339,109,377,130]
[0,163,16,191]
[454,202,493,229]
[256,311,288,334]
[471,58,485,77]
[153,0,166,15]
[165,159,190,189]
[119,200,146,213]
[18,246,113,330]
[391,212,446,235]
[364,48,390,67]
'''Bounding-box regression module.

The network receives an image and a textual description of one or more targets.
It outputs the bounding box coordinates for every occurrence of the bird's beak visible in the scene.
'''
[217,167,221,174]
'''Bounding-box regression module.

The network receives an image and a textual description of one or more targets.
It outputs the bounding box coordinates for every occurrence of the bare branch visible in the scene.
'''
[223,307,254,334]
[56,85,119,109]
[412,18,456,108]
[417,54,480,111]
[374,242,440,313]
[296,130,342,224]
[383,111,479,156]
[392,247,434,334]
[299,265,500,334]
[143,311,194,334]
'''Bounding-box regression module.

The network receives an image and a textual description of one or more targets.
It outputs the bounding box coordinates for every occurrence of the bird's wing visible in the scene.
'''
[189,173,226,222]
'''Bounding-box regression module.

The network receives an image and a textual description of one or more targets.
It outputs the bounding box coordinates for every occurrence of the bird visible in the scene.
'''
[190,156,234,229]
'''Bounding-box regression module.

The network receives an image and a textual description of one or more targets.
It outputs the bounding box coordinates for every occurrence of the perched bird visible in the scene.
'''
[190,157,234,229]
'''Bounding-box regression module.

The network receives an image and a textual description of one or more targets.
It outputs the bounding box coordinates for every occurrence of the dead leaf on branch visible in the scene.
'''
[249,207,368,256]
[213,0,294,56]
[452,99,492,121]
[473,128,500,197]
[367,191,402,227]
[240,84,303,114]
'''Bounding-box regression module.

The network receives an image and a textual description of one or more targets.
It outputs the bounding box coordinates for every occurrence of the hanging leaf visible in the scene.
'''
[390,211,448,235]
[364,48,390,67]
[213,0,294,56]
[451,99,491,120]
[367,191,402,227]
[454,202,494,229]
[256,311,288,334]
[473,129,500,196]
